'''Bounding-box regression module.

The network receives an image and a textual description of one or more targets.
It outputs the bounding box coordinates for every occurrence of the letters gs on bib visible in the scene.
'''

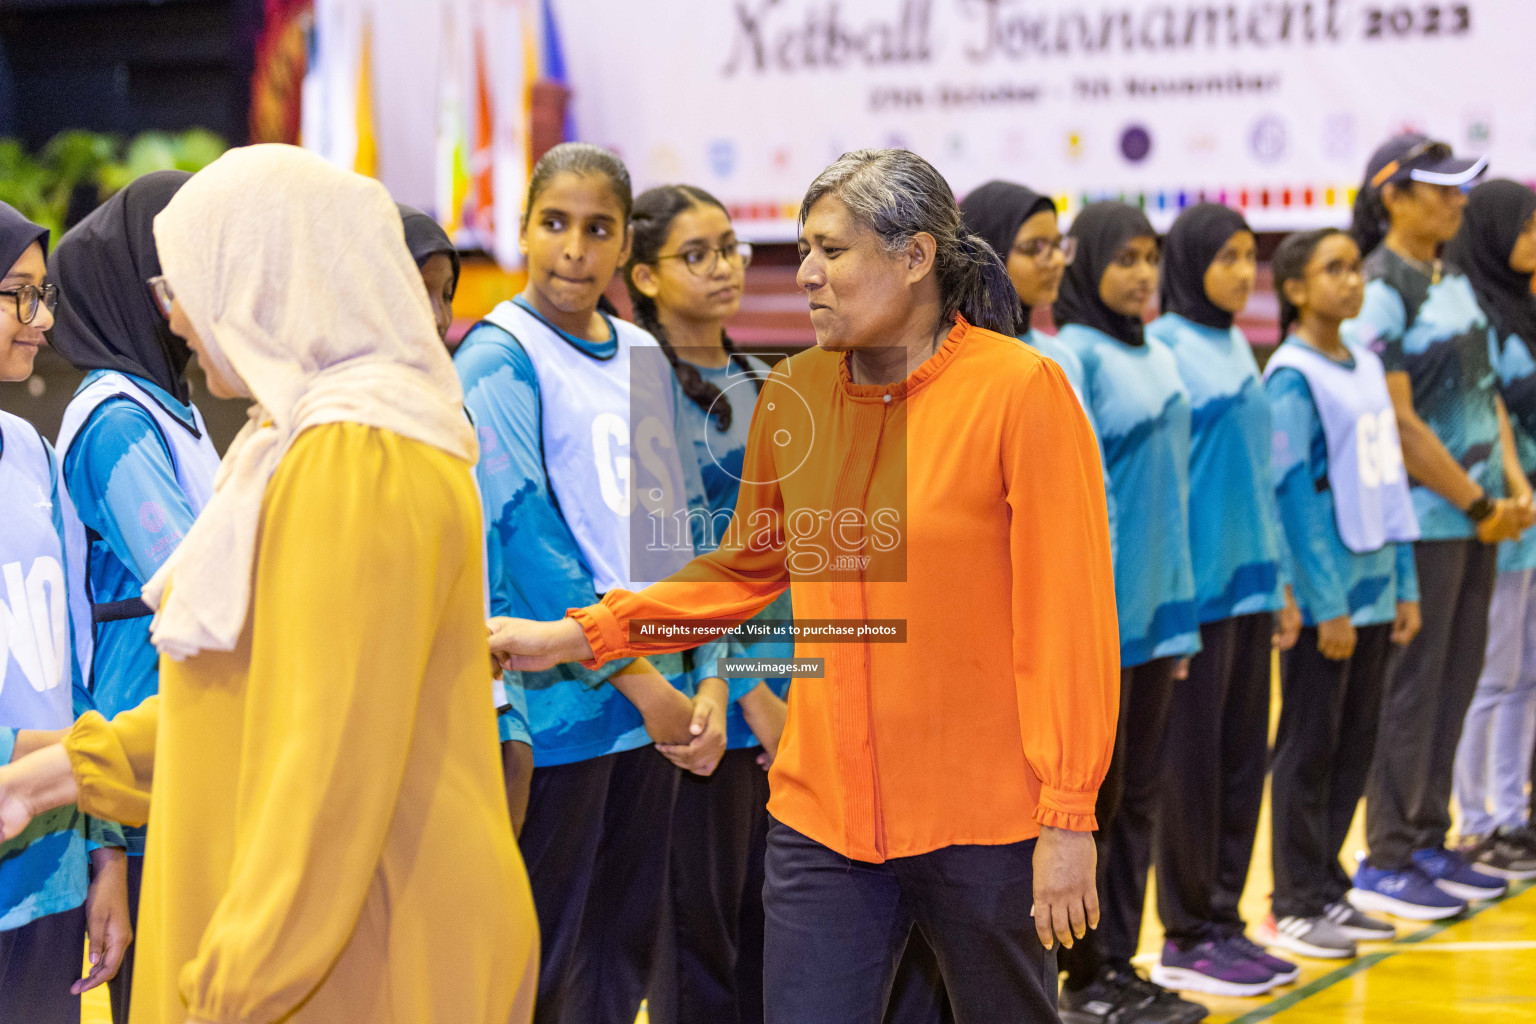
[1356,410,1405,490]
[591,412,678,517]
[1365,4,1471,39]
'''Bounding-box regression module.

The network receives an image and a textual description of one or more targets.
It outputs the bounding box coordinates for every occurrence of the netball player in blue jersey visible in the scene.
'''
[625,183,792,1024]
[47,171,216,1023]
[454,143,727,1024]
[0,201,129,1022]
[1054,202,1220,1007]
[1447,180,1536,881]
[1261,227,1420,958]
[1344,134,1528,918]
[1149,204,1301,996]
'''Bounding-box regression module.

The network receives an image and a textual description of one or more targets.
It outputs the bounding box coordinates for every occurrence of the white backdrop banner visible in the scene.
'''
[308,1,1536,242]
[554,0,1536,237]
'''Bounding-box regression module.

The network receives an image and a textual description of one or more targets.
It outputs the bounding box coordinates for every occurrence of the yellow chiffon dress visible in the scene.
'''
[64,423,538,1024]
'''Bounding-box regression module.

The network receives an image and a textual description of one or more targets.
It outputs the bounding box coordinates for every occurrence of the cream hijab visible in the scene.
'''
[142,144,477,659]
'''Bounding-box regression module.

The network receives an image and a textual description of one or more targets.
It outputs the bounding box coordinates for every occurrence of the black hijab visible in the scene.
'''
[1159,202,1251,330]
[1446,179,1536,351]
[959,181,1056,323]
[1053,201,1156,347]
[0,201,48,275]
[48,170,192,402]
[397,204,461,298]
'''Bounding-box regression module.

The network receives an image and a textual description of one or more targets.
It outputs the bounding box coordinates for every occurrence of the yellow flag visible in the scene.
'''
[353,15,377,177]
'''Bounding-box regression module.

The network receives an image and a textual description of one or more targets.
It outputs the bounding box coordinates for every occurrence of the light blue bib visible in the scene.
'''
[1264,340,1419,553]
[0,412,89,730]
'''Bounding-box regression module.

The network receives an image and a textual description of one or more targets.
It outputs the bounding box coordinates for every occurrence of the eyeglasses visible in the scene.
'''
[147,275,175,319]
[1012,236,1077,266]
[656,241,753,277]
[0,283,57,325]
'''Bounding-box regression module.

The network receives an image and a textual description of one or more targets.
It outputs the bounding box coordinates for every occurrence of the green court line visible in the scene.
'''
[1225,880,1534,1024]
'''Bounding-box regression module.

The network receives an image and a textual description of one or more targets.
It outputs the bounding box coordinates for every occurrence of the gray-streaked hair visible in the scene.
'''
[799,149,1020,336]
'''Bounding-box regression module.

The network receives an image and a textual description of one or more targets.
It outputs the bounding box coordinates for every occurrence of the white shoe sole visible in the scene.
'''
[1260,930,1356,960]
[1334,924,1396,942]
[1347,887,1465,921]
[1150,965,1276,998]
[1468,861,1536,881]
[1431,877,1506,902]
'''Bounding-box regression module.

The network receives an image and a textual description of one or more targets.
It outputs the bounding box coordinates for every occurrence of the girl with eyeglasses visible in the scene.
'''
[1145,204,1302,995]
[454,143,729,1024]
[45,171,222,1024]
[0,200,131,1024]
[1343,134,1529,920]
[1052,201,1210,1000]
[1261,227,1421,962]
[623,183,791,1024]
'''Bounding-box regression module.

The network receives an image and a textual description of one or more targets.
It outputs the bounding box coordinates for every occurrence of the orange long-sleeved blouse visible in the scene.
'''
[572,318,1120,863]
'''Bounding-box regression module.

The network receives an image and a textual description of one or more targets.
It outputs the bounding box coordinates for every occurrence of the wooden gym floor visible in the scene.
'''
[83,667,1536,1023]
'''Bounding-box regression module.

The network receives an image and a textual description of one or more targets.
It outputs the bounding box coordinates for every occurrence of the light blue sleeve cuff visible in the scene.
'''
[0,727,15,766]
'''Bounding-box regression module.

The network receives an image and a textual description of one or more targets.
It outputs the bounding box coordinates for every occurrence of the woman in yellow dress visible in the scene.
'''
[0,144,538,1024]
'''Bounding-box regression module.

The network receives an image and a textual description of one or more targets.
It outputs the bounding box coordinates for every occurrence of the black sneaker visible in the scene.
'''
[1469,827,1536,881]
[1119,969,1209,1024]
[1060,966,1206,1024]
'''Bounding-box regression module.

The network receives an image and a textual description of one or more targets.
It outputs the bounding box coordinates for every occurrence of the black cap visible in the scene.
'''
[1366,132,1487,191]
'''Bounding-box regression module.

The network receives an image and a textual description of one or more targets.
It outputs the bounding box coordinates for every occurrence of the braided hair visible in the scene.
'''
[625,184,760,432]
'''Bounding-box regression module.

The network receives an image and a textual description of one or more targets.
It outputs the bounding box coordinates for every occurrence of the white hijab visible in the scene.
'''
[142,144,477,659]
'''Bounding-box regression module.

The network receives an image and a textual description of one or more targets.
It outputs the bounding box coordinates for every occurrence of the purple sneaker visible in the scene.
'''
[1222,931,1299,984]
[1150,939,1277,998]
[1412,845,1506,902]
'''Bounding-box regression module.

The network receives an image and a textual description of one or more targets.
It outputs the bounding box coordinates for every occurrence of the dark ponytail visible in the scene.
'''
[799,149,1020,337]
[1273,227,1347,339]
[1349,183,1389,259]
[625,184,760,432]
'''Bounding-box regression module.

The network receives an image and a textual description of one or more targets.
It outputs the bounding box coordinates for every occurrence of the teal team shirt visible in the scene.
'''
[0,412,123,931]
[1018,329,1117,564]
[1151,313,1288,623]
[670,356,793,751]
[1344,249,1504,540]
[1266,359,1420,626]
[456,317,703,766]
[1491,330,1536,573]
[1058,323,1201,667]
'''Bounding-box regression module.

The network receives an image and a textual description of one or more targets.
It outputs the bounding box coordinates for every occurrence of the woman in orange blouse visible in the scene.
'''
[491,149,1119,1023]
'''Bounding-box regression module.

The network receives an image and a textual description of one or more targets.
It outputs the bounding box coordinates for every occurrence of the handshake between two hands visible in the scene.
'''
[485,616,728,777]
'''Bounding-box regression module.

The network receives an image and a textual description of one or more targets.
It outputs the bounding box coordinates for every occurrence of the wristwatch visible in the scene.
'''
[1466,493,1496,523]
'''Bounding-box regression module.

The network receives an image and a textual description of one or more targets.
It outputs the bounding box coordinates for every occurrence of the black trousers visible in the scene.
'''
[0,905,86,1024]
[649,748,771,1024]
[1062,656,1178,977]
[762,820,1056,1024]
[881,931,955,1024]
[1272,623,1393,918]
[519,746,679,1024]
[1367,540,1497,869]
[107,853,143,1024]
[1156,614,1274,944]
